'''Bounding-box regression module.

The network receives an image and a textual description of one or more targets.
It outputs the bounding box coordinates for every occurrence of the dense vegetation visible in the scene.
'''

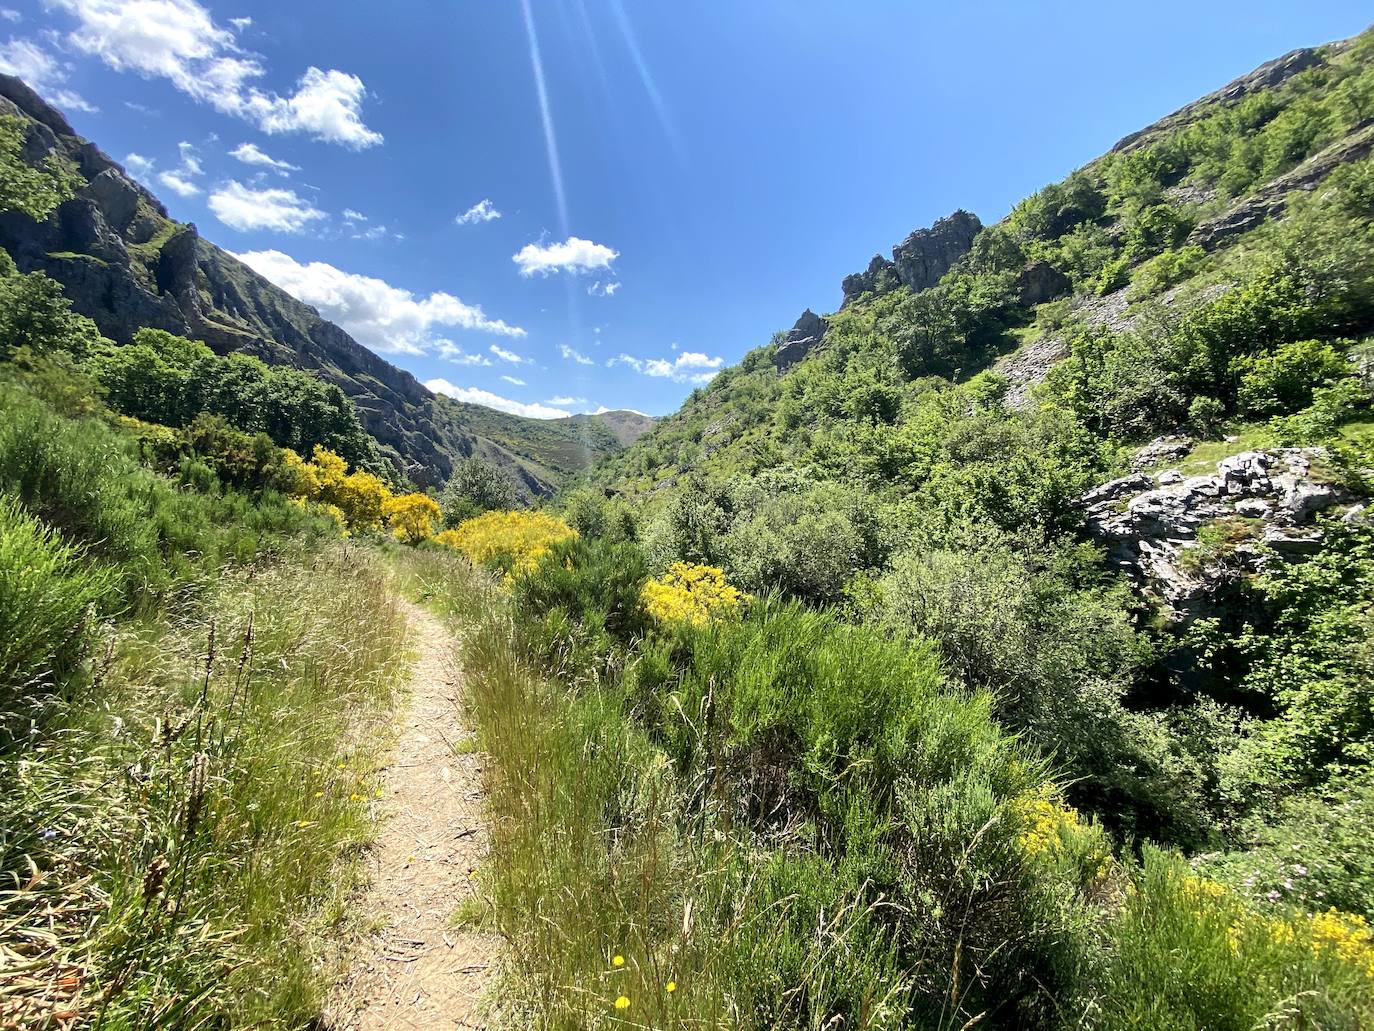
[5,23,1374,1031]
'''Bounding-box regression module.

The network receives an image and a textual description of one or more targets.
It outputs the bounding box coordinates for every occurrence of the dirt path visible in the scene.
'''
[327,598,499,1030]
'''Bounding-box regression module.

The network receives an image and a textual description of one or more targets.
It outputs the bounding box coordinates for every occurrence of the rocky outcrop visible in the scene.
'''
[1083,447,1354,622]
[839,210,982,306]
[892,210,982,293]
[0,73,643,491]
[1015,260,1071,306]
[774,308,828,371]
[841,254,900,306]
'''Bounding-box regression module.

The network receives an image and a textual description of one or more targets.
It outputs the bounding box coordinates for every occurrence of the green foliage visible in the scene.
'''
[1128,244,1209,300]
[0,498,109,722]
[1235,337,1351,417]
[438,456,517,526]
[87,328,378,467]
[0,114,81,220]
[0,267,103,360]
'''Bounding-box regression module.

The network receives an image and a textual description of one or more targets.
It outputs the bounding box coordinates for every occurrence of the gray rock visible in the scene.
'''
[841,254,901,306]
[1016,260,1071,306]
[774,309,828,371]
[890,210,982,294]
[1081,445,1350,623]
[1132,435,1193,471]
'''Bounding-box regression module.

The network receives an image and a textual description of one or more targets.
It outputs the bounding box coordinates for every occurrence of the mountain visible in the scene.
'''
[591,29,1374,505]
[0,74,645,493]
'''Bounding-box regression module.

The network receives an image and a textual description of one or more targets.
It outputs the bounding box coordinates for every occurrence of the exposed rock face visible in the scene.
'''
[1083,447,1353,622]
[839,210,982,307]
[1131,435,1194,472]
[892,209,982,293]
[0,73,640,492]
[841,254,900,306]
[1015,260,1071,306]
[1111,46,1327,155]
[774,308,828,371]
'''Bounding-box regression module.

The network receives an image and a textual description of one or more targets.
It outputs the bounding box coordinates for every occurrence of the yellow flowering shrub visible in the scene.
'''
[1012,786,1086,856]
[434,510,577,577]
[641,562,744,627]
[383,492,442,544]
[309,445,392,532]
[1308,909,1374,978]
[278,447,322,499]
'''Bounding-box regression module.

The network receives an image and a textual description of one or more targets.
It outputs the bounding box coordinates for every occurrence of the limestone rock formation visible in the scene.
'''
[892,210,982,293]
[1082,447,1354,622]
[1015,260,1071,306]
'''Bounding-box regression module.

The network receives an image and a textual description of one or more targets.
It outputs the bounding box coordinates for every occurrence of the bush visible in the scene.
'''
[438,457,517,526]
[1236,338,1351,417]
[434,509,577,578]
[0,498,109,722]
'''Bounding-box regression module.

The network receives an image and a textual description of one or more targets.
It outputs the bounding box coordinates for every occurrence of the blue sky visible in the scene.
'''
[0,1,1370,418]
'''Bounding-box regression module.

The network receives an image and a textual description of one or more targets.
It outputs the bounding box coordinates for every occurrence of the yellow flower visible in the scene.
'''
[433,510,577,581]
[614,996,630,1011]
[612,954,625,967]
[665,980,676,993]
[642,562,745,627]
[313,790,324,798]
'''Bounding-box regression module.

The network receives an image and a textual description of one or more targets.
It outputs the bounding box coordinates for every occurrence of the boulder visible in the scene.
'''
[1015,260,1071,306]
[1131,435,1193,471]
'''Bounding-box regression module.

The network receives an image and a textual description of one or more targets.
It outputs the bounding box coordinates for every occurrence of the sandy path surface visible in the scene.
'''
[327,599,499,1030]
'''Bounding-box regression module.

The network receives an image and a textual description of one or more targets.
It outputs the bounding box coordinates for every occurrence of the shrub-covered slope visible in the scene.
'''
[0,73,644,492]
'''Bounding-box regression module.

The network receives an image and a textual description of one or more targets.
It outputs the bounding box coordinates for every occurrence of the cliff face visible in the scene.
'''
[0,74,639,491]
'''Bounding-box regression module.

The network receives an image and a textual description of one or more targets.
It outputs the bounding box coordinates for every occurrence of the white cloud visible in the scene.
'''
[228,15,251,30]
[342,208,366,221]
[455,198,500,226]
[500,374,526,387]
[124,151,154,179]
[489,343,529,364]
[237,249,525,356]
[157,170,200,196]
[0,10,21,22]
[558,343,594,366]
[209,181,323,232]
[513,236,618,277]
[230,141,299,173]
[51,0,382,147]
[425,379,572,420]
[176,140,202,175]
[587,280,620,297]
[609,350,722,385]
[437,341,493,366]
[0,37,96,111]
[547,395,587,406]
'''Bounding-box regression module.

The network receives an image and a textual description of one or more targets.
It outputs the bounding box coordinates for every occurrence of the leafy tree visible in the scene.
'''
[0,115,81,221]
[439,457,518,527]
[383,492,442,544]
[0,269,102,360]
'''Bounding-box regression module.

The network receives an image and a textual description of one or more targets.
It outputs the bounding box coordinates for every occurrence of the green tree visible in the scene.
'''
[0,115,81,220]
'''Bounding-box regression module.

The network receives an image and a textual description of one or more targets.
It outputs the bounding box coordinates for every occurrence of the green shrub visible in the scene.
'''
[0,498,109,723]
[1236,338,1351,417]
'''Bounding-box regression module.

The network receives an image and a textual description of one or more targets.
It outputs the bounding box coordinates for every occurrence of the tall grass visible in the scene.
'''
[0,544,409,1027]
[397,539,1374,1030]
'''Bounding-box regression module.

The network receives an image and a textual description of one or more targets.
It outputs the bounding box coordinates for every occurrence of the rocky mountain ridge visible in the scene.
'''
[0,74,649,491]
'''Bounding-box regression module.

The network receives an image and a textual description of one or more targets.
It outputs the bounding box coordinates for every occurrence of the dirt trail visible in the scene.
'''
[327,598,499,1030]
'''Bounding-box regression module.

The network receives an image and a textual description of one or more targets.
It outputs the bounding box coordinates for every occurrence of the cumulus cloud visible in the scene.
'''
[230,141,299,173]
[157,170,200,196]
[0,37,96,111]
[342,208,367,221]
[50,0,382,147]
[500,374,526,386]
[455,198,500,226]
[558,343,594,366]
[609,350,722,385]
[489,343,529,365]
[437,341,493,366]
[425,379,572,420]
[123,151,154,179]
[0,10,21,22]
[587,280,620,297]
[209,181,323,232]
[547,395,587,406]
[236,249,525,356]
[512,236,618,277]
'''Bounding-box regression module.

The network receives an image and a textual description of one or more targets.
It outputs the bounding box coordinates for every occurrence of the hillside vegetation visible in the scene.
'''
[4,22,1374,1031]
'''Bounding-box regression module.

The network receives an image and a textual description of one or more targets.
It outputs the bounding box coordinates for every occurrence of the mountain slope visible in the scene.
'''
[591,27,1374,500]
[0,74,642,492]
